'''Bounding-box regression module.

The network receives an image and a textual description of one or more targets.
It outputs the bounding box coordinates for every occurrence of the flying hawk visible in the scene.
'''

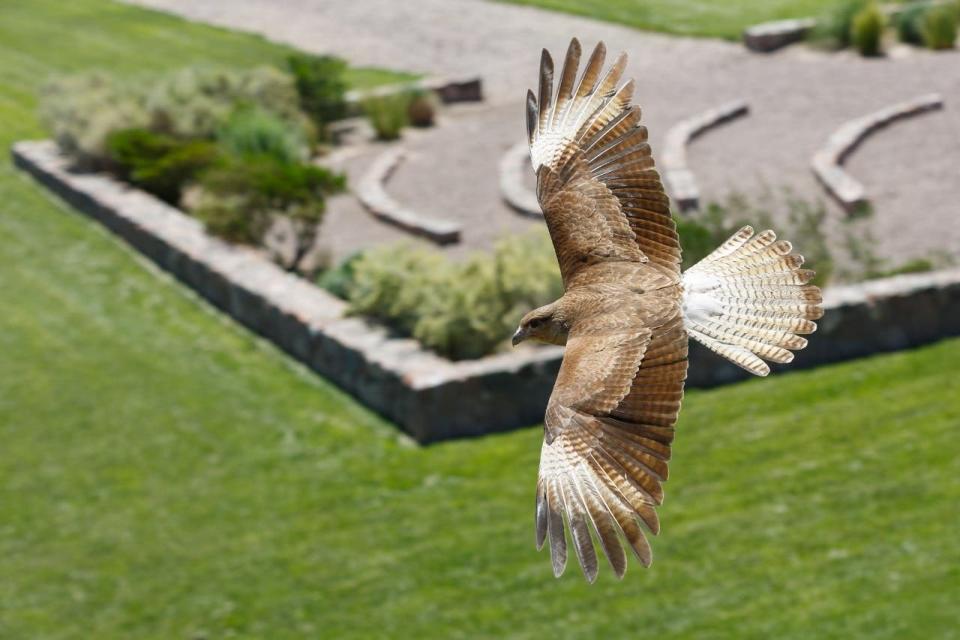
[512,38,823,581]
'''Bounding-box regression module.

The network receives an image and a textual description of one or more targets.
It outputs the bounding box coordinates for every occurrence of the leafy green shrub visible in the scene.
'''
[922,3,958,48]
[145,66,309,140]
[866,258,934,279]
[286,54,349,131]
[897,1,933,44]
[363,93,411,140]
[216,107,309,164]
[39,73,149,167]
[317,250,366,299]
[41,66,314,165]
[808,0,867,48]
[193,155,344,270]
[343,230,562,360]
[106,128,219,204]
[851,3,886,56]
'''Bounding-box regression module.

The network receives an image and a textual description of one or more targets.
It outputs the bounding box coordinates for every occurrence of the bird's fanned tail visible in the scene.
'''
[681,226,823,376]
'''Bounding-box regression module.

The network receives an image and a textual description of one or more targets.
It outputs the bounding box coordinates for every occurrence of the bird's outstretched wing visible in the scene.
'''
[528,38,680,288]
[537,300,687,581]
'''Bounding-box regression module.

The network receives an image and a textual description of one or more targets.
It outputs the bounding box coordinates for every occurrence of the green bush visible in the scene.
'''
[866,257,935,279]
[286,54,349,131]
[39,73,149,167]
[41,66,315,166]
[808,0,867,49]
[363,93,411,141]
[193,155,344,269]
[217,107,309,164]
[922,3,958,49]
[145,66,310,140]
[851,3,886,56]
[897,1,933,44]
[106,128,219,204]
[317,250,366,299]
[342,230,562,360]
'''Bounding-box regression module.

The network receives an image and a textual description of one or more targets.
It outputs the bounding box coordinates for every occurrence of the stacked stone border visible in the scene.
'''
[662,100,749,212]
[811,93,943,212]
[13,140,960,442]
[356,146,461,244]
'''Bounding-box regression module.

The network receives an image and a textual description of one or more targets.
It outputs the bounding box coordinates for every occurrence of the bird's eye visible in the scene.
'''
[529,318,542,328]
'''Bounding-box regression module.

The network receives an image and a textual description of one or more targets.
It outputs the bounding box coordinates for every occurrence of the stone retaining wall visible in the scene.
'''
[13,140,960,442]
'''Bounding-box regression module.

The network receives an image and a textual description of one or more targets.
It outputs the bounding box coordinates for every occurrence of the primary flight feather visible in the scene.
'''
[512,38,823,582]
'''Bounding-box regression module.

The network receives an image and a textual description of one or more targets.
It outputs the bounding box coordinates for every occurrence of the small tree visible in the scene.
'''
[851,2,886,56]
[286,54,349,133]
[194,155,344,273]
[922,3,958,49]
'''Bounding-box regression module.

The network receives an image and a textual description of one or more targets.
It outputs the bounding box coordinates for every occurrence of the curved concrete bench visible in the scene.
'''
[501,100,750,216]
[499,142,541,217]
[812,93,943,213]
[743,18,816,52]
[662,100,749,212]
[356,147,461,244]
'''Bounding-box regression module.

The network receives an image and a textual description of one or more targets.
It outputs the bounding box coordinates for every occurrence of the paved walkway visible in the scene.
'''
[127,0,960,270]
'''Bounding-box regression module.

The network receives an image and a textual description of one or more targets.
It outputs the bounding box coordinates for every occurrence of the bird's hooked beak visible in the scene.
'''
[511,326,528,347]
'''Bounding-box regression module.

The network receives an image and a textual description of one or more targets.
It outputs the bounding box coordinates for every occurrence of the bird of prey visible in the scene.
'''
[511,38,823,582]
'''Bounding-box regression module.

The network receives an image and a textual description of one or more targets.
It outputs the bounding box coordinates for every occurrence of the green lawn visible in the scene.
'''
[497,0,844,39]
[2,1,960,638]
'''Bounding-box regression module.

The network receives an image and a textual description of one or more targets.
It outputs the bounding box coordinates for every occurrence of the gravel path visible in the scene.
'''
[127,0,960,270]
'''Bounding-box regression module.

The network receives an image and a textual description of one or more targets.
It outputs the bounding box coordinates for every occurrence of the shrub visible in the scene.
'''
[922,3,958,49]
[193,155,344,270]
[286,54,349,131]
[363,93,411,140]
[217,107,309,164]
[851,3,886,56]
[342,229,562,360]
[39,73,149,167]
[407,89,438,127]
[867,258,935,279]
[317,250,366,299]
[808,0,868,49]
[106,128,219,204]
[897,1,933,44]
[189,188,267,245]
[41,66,315,165]
[145,66,309,140]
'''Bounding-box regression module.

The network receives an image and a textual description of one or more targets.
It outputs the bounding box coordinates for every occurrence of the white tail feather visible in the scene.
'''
[682,226,823,376]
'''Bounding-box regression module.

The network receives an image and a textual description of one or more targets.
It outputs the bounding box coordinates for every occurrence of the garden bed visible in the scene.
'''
[14,139,960,442]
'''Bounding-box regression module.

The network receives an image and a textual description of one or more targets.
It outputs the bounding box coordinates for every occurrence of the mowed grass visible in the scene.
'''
[497,0,843,39]
[2,1,960,638]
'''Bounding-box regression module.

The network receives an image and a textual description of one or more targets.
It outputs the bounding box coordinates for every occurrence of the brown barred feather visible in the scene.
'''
[525,39,819,582]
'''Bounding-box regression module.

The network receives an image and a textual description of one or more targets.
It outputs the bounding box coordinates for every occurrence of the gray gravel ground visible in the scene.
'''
[127,0,960,271]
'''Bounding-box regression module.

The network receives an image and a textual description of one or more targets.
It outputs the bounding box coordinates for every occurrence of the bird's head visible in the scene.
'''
[512,303,567,346]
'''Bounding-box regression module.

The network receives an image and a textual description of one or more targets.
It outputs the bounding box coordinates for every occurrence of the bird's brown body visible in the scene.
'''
[514,38,823,582]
